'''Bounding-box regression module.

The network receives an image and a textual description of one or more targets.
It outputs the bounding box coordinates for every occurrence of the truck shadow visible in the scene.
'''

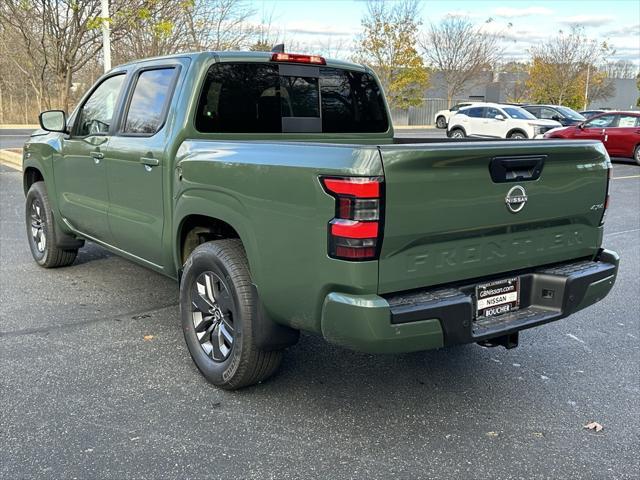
[235,331,554,419]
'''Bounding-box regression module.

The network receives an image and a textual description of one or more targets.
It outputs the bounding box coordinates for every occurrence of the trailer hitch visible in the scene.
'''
[477,332,519,349]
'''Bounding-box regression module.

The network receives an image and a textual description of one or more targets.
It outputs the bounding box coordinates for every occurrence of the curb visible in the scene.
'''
[0,124,39,129]
[394,125,436,129]
[0,149,22,170]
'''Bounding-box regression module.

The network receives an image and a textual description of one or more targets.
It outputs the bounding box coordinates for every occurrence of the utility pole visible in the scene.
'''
[101,0,111,72]
[583,63,590,111]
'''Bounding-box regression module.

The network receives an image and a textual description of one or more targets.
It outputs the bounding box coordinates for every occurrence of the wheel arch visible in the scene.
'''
[174,203,261,291]
[23,166,44,195]
[178,214,241,264]
[507,128,528,139]
[447,125,466,137]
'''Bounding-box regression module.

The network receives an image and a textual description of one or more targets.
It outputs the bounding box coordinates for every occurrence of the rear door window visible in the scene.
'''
[525,106,540,117]
[195,62,388,133]
[539,107,558,120]
[123,68,177,135]
[616,114,639,128]
[464,107,485,118]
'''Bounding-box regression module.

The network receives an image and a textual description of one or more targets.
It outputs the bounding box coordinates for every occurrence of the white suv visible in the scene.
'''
[434,102,478,129]
[447,103,562,139]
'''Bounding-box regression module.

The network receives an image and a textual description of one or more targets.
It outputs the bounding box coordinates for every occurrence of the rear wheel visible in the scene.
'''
[180,239,283,389]
[25,182,78,268]
[634,145,640,165]
[450,128,465,138]
[509,131,527,140]
[436,116,447,129]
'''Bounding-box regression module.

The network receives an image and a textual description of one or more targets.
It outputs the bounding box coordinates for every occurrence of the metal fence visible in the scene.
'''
[391,98,471,126]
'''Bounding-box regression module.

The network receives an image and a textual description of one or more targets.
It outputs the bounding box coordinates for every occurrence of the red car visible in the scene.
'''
[544,111,640,164]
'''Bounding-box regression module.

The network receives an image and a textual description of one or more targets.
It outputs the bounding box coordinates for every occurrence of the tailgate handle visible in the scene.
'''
[489,155,545,183]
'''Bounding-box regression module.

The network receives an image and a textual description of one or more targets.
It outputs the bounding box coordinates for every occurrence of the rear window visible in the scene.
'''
[195,63,388,133]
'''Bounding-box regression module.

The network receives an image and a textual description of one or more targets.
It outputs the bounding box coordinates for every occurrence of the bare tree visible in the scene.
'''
[354,0,429,110]
[111,1,195,63]
[527,26,615,109]
[420,16,502,107]
[499,61,530,103]
[185,0,256,51]
[601,60,638,79]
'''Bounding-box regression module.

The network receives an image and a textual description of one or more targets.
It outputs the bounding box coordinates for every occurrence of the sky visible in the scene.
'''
[247,0,640,65]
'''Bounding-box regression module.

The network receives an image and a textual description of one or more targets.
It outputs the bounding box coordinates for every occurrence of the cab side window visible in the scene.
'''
[75,74,126,136]
[123,68,177,135]
[616,115,639,128]
[585,114,616,128]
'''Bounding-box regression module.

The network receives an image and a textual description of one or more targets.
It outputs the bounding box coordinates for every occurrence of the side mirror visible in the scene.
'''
[495,114,505,121]
[551,115,562,121]
[39,110,67,133]
[578,123,585,129]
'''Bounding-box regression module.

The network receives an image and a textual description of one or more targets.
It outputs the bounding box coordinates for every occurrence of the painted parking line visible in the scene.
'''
[612,175,640,180]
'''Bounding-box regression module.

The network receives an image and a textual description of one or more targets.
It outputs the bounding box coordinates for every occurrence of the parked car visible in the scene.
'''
[544,111,640,164]
[434,102,478,128]
[579,110,607,119]
[447,102,562,139]
[24,51,618,389]
[522,105,585,126]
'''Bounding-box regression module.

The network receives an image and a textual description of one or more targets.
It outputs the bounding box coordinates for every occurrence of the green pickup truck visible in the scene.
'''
[24,51,619,389]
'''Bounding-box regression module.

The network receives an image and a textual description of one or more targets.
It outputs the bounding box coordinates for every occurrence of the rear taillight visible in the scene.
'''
[321,176,383,261]
[601,164,612,225]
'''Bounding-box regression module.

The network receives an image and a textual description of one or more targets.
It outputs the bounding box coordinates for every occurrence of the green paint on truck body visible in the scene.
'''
[22,51,618,353]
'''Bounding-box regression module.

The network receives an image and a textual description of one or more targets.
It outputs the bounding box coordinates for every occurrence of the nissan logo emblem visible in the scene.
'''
[505,185,528,213]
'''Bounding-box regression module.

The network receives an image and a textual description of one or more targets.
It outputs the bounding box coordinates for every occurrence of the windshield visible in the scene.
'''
[503,107,537,120]
[556,106,585,120]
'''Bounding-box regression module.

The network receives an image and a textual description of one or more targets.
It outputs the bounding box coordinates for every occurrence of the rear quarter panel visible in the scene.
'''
[173,141,383,332]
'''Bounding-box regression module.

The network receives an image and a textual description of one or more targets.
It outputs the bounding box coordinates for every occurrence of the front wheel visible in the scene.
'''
[180,239,283,389]
[634,145,640,165]
[509,132,527,140]
[449,128,465,138]
[25,182,78,268]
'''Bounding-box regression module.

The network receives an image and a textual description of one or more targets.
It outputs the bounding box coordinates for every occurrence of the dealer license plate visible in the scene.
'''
[475,277,520,318]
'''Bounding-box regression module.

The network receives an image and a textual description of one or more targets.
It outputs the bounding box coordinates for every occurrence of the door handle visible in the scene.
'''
[140,157,159,167]
[90,151,104,163]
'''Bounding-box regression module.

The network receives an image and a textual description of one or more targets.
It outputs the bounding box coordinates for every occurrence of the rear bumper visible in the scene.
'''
[320,249,619,354]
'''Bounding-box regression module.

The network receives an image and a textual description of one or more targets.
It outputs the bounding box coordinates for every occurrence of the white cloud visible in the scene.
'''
[561,15,615,27]
[443,10,484,19]
[493,6,554,18]
[283,21,355,37]
[603,23,640,37]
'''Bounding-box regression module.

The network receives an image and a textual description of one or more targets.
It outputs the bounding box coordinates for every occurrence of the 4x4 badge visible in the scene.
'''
[505,185,528,213]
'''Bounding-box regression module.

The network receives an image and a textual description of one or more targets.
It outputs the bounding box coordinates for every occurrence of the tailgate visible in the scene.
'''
[377,140,609,294]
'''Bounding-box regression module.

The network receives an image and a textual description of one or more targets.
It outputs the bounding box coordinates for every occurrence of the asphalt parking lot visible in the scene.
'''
[1,151,639,479]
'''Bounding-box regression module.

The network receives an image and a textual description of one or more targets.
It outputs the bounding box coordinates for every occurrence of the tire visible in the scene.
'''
[25,181,78,268]
[634,145,640,165]
[180,239,283,389]
[450,128,465,139]
[509,131,527,140]
[436,116,447,129]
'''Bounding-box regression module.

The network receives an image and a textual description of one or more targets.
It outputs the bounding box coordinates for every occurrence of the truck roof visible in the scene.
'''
[115,51,369,73]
